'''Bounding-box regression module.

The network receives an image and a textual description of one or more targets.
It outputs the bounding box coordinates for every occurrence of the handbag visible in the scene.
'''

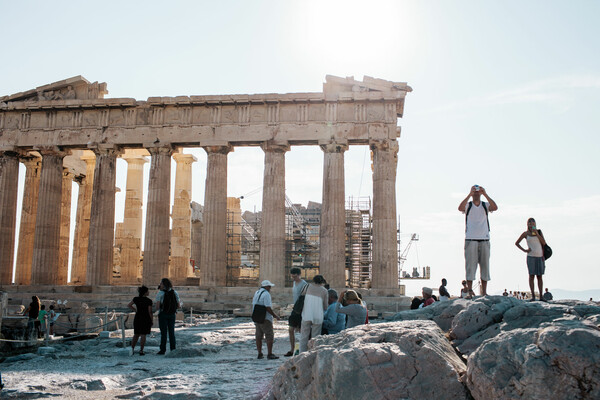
[543,244,552,260]
[288,285,308,328]
[251,290,267,323]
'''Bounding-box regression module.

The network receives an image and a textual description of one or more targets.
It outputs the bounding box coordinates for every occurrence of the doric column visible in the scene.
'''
[171,153,197,285]
[86,146,121,286]
[319,141,348,288]
[14,154,42,285]
[31,147,68,285]
[200,145,232,287]
[0,151,20,285]
[258,142,289,287]
[57,169,74,285]
[142,145,174,285]
[119,155,148,284]
[370,140,399,289]
[70,154,95,285]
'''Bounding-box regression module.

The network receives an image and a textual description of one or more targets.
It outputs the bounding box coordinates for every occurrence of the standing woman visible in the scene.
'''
[515,217,547,301]
[127,286,153,355]
[23,296,41,338]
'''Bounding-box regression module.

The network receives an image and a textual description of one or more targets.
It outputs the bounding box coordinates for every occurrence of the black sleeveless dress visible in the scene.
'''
[133,296,153,334]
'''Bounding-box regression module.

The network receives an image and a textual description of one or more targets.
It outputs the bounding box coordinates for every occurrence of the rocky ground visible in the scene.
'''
[0,316,295,399]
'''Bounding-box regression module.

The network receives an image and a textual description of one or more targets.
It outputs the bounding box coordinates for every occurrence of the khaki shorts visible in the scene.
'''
[465,240,490,281]
[255,319,274,341]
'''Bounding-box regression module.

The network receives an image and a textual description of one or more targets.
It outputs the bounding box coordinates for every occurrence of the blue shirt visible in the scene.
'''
[323,303,345,334]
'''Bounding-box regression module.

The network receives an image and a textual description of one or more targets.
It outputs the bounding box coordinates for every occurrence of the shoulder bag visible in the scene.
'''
[252,290,267,323]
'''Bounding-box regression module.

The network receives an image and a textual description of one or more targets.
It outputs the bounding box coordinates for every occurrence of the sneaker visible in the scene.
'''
[257,353,264,359]
[284,351,293,357]
[157,350,166,355]
[267,354,279,360]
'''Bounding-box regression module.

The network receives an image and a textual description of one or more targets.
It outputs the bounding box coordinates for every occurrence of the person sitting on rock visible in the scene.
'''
[420,287,435,308]
[460,280,470,298]
[335,290,367,329]
[439,278,450,301]
[543,288,553,301]
[322,289,345,335]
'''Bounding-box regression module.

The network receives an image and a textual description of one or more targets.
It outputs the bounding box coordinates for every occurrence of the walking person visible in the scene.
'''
[458,185,498,297]
[252,280,281,360]
[515,218,547,301]
[156,278,181,355]
[299,275,328,353]
[285,267,308,357]
[128,285,153,355]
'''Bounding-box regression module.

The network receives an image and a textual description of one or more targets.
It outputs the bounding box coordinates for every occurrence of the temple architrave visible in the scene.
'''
[0,75,411,290]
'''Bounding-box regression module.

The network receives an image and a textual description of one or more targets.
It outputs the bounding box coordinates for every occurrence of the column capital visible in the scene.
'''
[121,154,149,165]
[203,144,233,155]
[173,152,198,164]
[147,145,175,157]
[19,152,42,166]
[88,144,123,158]
[319,140,348,153]
[260,141,290,153]
[369,139,399,153]
[34,146,70,158]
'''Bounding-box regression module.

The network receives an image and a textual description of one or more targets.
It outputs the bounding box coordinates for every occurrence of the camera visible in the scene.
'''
[474,185,480,191]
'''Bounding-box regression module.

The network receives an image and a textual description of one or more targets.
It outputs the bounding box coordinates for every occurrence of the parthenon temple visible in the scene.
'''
[0,75,411,293]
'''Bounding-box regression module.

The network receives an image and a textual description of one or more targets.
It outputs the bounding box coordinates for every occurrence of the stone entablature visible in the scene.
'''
[0,75,411,149]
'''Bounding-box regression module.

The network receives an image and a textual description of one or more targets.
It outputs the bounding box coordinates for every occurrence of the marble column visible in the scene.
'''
[258,142,289,287]
[200,145,232,287]
[31,147,68,285]
[319,141,348,288]
[171,153,197,285]
[14,155,42,285]
[70,154,95,285]
[142,146,174,285]
[370,140,399,289]
[119,155,148,284]
[0,151,20,285]
[86,147,120,286]
[57,169,74,285]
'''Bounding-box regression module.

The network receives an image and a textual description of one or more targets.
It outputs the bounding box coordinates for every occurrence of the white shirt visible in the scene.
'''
[526,234,543,257]
[252,289,273,322]
[465,201,490,240]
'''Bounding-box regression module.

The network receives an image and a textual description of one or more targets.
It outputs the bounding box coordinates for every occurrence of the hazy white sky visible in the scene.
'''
[2,0,599,296]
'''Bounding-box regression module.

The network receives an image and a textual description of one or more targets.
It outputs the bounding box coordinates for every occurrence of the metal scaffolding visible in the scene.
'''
[345,197,372,288]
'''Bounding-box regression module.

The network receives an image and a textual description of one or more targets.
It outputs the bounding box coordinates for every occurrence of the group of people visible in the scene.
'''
[251,267,369,360]
[23,296,57,338]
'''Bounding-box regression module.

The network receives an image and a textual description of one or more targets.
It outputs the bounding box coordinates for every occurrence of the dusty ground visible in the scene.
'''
[0,316,294,399]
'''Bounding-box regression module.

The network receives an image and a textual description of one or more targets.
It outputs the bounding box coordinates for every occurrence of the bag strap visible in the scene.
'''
[465,201,490,232]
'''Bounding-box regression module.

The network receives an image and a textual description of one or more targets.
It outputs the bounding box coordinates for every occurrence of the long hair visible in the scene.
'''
[31,296,40,311]
[160,278,173,291]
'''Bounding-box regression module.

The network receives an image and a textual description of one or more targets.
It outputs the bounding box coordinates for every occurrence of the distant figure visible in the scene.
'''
[252,280,281,359]
[590,298,594,302]
[502,289,508,296]
[48,305,56,336]
[23,296,41,339]
[38,305,47,338]
[300,275,328,353]
[421,287,435,307]
[336,290,367,329]
[128,286,153,356]
[156,278,181,355]
[458,185,498,297]
[542,288,553,301]
[515,217,547,301]
[460,280,470,298]
[285,267,308,357]
[439,278,450,301]
[410,297,423,309]
[322,289,345,335]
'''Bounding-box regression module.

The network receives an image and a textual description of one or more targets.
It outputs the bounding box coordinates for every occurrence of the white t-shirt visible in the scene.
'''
[465,201,490,240]
[252,288,273,322]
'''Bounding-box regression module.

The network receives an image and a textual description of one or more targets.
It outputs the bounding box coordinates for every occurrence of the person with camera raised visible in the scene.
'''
[458,185,498,298]
[335,290,367,329]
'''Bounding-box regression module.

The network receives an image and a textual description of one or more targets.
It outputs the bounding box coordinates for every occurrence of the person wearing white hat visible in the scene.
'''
[252,280,281,359]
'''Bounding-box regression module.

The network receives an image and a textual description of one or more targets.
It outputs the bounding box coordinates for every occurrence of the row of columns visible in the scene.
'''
[0,139,399,289]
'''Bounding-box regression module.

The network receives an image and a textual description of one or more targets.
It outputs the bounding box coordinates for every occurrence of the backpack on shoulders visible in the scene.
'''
[162,290,178,314]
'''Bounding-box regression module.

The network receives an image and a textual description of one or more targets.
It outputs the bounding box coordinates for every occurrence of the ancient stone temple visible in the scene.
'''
[0,75,411,289]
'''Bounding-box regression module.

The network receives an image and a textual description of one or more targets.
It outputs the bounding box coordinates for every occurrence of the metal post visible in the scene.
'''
[104,306,108,331]
[44,314,49,344]
[120,314,125,348]
[190,307,193,322]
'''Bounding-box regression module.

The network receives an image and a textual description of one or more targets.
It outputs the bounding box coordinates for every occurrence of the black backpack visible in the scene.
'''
[162,290,178,314]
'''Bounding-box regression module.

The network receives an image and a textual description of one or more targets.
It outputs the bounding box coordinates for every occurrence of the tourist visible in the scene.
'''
[421,287,435,307]
[38,305,47,338]
[458,185,498,297]
[252,280,280,360]
[48,305,56,336]
[502,289,508,296]
[299,275,328,353]
[439,278,450,301]
[410,297,423,309]
[285,267,308,357]
[515,217,547,301]
[322,289,345,335]
[128,285,153,356]
[460,280,470,298]
[23,296,41,339]
[335,290,367,329]
[156,278,181,355]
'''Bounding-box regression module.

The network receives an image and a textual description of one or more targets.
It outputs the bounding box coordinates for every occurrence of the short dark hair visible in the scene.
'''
[41,304,46,310]
[138,285,149,296]
[313,275,326,284]
[290,267,301,275]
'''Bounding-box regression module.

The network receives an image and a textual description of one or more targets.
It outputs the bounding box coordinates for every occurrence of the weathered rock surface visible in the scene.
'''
[265,320,470,400]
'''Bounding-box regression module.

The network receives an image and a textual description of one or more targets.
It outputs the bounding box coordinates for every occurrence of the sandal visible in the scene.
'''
[267,354,279,360]
[257,353,264,359]
[284,351,293,357]
[139,351,145,356]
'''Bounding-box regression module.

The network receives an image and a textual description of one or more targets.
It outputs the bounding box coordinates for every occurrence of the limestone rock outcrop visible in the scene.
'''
[265,320,470,400]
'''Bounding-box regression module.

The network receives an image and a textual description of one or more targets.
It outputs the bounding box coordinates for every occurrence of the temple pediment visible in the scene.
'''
[0,75,108,103]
